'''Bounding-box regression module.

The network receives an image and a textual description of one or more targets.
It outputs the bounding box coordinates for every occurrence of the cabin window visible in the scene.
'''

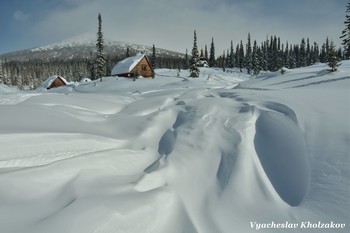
[142,65,147,71]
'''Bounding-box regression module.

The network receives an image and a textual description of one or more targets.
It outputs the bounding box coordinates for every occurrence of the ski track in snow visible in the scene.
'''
[0,64,349,233]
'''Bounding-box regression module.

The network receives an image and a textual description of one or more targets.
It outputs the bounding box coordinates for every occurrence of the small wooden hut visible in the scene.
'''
[111,53,154,78]
[40,75,68,89]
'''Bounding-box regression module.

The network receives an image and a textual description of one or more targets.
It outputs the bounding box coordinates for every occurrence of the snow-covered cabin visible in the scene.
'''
[197,57,209,67]
[111,53,154,78]
[40,75,68,89]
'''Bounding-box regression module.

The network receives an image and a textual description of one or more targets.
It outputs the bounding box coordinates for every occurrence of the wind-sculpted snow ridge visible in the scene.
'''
[0,63,349,233]
[254,109,309,206]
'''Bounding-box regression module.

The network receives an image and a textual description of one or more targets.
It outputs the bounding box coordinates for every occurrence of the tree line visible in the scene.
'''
[217,35,342,74]
[0,34,343,88]
[188,32,342,78]
[0,54,184,89]
[187,1,350,77]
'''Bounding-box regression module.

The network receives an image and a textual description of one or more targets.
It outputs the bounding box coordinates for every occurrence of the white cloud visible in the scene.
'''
[13,10,31,22]
[25,0,344,54]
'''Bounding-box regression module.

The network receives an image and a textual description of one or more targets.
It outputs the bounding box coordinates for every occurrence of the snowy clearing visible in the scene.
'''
[0,62,349,233]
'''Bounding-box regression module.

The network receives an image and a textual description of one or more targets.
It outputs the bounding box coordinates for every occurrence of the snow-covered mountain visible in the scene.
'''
[0,33,184,61]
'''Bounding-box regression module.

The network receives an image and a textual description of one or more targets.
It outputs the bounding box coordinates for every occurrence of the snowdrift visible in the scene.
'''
[0,63,349,233]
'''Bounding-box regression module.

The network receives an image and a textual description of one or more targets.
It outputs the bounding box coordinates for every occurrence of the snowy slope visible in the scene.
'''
[0,63,349,233]
[0,33,183,61]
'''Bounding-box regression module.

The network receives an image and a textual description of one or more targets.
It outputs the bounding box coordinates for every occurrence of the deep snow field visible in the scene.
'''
[0,62,349,233]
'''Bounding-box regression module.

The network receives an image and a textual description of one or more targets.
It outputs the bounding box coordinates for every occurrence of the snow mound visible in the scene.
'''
[0,83,19,94]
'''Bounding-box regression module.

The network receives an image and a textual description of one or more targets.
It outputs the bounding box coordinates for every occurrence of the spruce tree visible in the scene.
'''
[269,36,279,71]
[226,49,230,68]
[299,38,307,67]
[105,56,112,76]
[183,49,189,69]
[125,47,130,58]
[276,37,283,69]
[209,37,216,67]
[204,45,208,60]
[306,38,312,66]
[327,41,341,72]
[220,50,226,71]
[245,33,252,74]
[283,42,289,68]
[261,41,268,71]
[229,40,235,68]
[0,61,3,84]
[151,44,156,69]
[340,1,350,59]
[312,42,320,63]
[325,37,330,61]
[252,40,261,75]
[189,30,200,77]
[96,13,106,82]
[88,59,95,80]
[200,48,204,58]
[238,40,245,72]
[320,43,327,63]
[235,44,240,69]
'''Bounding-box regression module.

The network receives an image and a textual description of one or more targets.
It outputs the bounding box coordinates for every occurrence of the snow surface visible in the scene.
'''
[0,63,349,233]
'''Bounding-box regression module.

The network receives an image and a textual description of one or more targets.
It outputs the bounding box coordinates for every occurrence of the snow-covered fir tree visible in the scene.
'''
[228,40,234,68]
[283,42,289,68]
[125,47,130,58]
[95,13,106,82]
[325,37,330,60]
[189,30,200,77]
[327,41,341,72]
[0,61,3,83]
[105,56,112,76]
[261,41,268,71]
[238,40,244,72]
[245,33,252,74]
[252,40,261,75]
[312,42,320,64]
[204,45,208,60]
[277,37,284,69]
[269,36,279,71]
[226,49,230,68]
[218,50,226,71]
[183,49,189,69]
[299,38,307,67]
[151,44,157,69]
[340,1,350,59]
[306,38,312,66]
[209,38,215,67]
[320,43,327,63]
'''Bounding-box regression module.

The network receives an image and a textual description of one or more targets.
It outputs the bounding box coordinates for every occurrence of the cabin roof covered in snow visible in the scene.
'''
[39,75,68,89]
[111,53,146,75]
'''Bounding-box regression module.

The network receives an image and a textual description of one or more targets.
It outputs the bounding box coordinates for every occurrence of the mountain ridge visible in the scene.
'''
[0,33,184,61]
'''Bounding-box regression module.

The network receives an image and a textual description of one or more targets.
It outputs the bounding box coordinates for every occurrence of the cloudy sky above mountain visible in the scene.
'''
[0,0,346,55]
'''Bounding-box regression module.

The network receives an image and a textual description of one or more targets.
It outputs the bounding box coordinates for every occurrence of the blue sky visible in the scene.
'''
[0,0,346,55]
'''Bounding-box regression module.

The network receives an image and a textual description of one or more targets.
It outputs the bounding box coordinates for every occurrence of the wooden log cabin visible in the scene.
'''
[40,75,68,89]
[111,53,154,78]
